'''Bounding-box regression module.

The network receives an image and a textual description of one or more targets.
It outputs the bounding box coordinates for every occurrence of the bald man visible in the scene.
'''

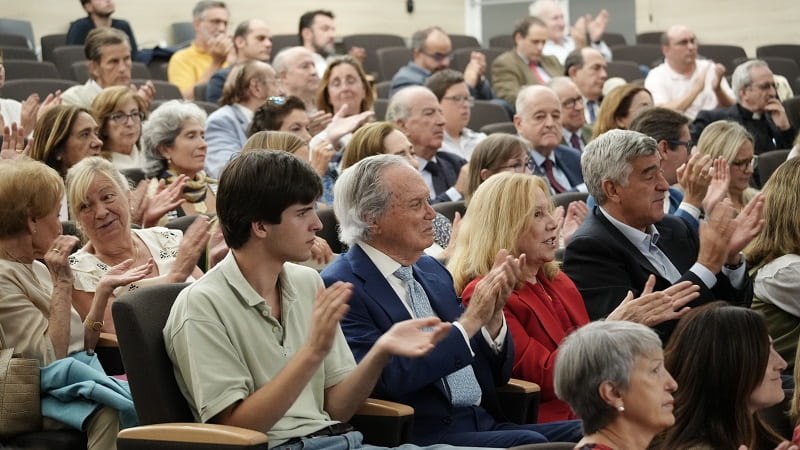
[644,24,735,119]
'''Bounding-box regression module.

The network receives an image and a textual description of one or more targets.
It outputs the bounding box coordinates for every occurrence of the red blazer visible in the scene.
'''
[463,271,589,423]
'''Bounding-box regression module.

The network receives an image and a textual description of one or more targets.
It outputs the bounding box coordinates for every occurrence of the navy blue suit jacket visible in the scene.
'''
[530,145,584,192]
[563,207,751,340]
[66,17,138,57]
[320,244,514,444]
[427,151,467,204]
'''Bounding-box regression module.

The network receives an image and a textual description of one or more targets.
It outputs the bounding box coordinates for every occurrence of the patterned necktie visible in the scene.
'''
[587,100,597,123]
[542,159,567,194]
[570,133,582,151]
[393,266,482,407]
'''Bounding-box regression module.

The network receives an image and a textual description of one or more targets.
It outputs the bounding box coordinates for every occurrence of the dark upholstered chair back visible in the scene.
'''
[113,283,193,425]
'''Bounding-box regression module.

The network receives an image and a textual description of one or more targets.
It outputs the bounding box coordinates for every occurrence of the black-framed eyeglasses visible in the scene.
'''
[107,111,145,124]
[497,158,535,173]
[442,95,475,107]
[420,50,452,62]
[730,155,758,170]
[667,139,693,150]
[561,96,584,109]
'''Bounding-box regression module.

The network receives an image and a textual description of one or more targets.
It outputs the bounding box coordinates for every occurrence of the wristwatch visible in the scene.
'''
[724,253,745,270]
[84,318,104,332]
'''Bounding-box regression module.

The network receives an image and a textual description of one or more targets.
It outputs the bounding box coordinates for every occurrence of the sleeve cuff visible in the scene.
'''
[452,321,475,357]
[690,263,718,289]
[445,187,463,202]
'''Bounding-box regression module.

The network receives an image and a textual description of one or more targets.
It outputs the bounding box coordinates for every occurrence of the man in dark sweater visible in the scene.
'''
[67,0,138,57]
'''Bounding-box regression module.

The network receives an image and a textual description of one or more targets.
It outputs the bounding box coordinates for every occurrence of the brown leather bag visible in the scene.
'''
[0,347,41,437]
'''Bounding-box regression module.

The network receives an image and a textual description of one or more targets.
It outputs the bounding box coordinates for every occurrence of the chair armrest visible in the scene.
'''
[97,332,118,347]
[118,423,268,445]
[497,378,541,394]
[496,378,541,425]
[355,398,414,417]
[351,398,414,447]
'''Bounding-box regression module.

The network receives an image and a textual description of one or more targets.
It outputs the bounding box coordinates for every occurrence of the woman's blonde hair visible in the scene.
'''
[465,134,529,203]
[341,121,402,170]
[242,130,306,154]
[745,157,800,271]
[0,159,64,238]
[66,156,130,229]
[696,120,759,205]
[448,172,558,294]
[91,86,147,158]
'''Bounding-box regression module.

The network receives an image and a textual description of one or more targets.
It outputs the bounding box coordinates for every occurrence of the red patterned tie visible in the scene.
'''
[542,159,567,193]
[529,61,546,84]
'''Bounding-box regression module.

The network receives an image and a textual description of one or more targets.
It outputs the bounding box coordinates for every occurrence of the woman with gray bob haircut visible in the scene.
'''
[554,320,677,449]
[581,130,658,205]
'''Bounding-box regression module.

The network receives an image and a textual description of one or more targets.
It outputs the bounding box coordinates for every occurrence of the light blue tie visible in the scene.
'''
[393,265,482,407]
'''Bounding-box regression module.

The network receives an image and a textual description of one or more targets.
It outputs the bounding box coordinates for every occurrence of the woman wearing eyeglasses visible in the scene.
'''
[425,69,487,161]
[91,86,147,171]
[696,120,759,212]
[464,134,532,203]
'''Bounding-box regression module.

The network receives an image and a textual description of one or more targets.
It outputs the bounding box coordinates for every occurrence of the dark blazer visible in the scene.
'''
[205,66,232,104]
[530,145,584,192]
[690,103,796,155]
[562,206,751,340]
[390,62,495,100]
[426,150,467,204]
[320,244,514,445]
[560,124,594,151]
[491,50,562,105]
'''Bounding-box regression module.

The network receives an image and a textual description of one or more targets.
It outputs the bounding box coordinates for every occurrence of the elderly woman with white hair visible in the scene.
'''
[143,100,215,219]
[554,320,678,449]
[68,157,209,336]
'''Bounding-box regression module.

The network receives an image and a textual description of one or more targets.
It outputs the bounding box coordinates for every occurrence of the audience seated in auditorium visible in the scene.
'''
[387,86,467,204]
[272,46,329,134]
[555,321,677,449]
[168,0,233,100]
[205,60,278,178]
[390,26,493,102]
[68,156,208,334]
[529,0,612,65]
[67,0,138,57]
[563,129,761,340]
[492,16,562,106]
[163,150,448,448]
[656,303,790,450]
[695,120,759,212]
[425,69,486,160]
[0,159,124,449]
[746,158,800,374]
[515,85,584,194]
[321,154,583,447]
[341,121,455,257]
[91,85,147,170]
[449,173,696,422]
[591,83,652,139]
[548,77,592,151]
[206,19,273,104]
[143,100,217,218]
[644,25,734,120]
[299,9,365,78]
[691,59,796,155]
[62,28,155,109]
[564,47,607,125]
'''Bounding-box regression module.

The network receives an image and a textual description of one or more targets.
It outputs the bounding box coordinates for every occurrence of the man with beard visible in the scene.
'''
[67,0,138,57]
[299,10,365,78]
[168,0,234,99]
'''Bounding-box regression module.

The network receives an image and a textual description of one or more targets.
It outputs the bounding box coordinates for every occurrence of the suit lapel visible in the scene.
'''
[592,208,668,283]
[349,245,414,323]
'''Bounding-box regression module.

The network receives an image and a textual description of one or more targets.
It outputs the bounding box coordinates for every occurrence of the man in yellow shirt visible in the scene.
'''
[168,0,233,99]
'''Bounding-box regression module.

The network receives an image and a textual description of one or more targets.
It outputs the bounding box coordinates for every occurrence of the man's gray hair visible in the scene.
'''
[142,100,208,175]
[515,85,555,119]
[731,59,770,102]
[581,129,658,205]
[410,26,445,52]
[272,46,309,75]
[192,1,226,20]
[334,154,409,246]
[386,86,430,123]
[554,320,662,435]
